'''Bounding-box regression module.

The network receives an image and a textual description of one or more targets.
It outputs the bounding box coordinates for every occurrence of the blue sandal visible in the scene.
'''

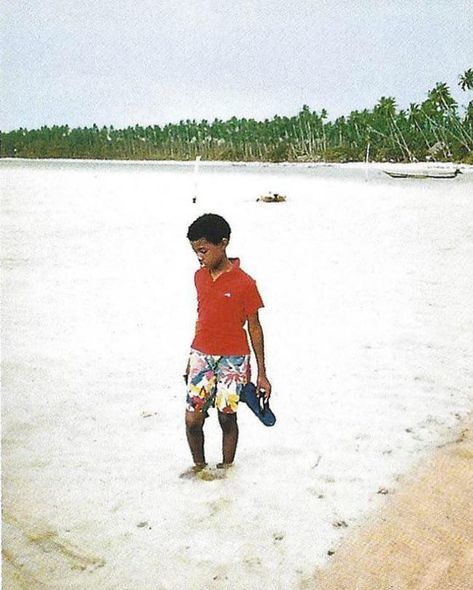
[240,382,276,427]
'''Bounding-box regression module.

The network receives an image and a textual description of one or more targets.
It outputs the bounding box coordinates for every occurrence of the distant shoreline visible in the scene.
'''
[3,79,472,165]
[1,157,470,170]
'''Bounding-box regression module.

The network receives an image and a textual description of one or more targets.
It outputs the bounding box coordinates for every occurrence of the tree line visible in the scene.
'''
[1,70,472,164]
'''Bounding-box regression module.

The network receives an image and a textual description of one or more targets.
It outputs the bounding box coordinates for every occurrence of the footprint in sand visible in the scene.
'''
[179,465,229,481]
[3,513,105,588]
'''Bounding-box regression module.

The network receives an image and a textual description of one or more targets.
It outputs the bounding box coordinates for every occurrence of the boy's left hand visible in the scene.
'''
[257,375,272,400]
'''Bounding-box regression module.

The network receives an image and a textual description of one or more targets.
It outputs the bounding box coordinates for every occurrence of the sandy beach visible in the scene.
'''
[307,413,473,590]
[2,159,473,589]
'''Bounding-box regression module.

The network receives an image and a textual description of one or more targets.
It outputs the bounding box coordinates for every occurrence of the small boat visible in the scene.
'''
[256,192,287,203]
[383,168,462,179]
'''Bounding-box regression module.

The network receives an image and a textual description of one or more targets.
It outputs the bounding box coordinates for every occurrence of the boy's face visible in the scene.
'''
[190,238,228,270]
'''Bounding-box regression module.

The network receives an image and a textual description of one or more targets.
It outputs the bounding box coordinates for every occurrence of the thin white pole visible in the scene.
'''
[193,156,201,203]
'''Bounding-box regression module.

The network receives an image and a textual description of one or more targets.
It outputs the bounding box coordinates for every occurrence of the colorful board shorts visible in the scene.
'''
[186,349,250,414]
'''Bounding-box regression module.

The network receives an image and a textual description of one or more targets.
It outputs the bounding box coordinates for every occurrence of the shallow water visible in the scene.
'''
[2,158,473,589]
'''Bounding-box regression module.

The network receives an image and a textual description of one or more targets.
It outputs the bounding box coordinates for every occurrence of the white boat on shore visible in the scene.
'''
[384,168,462,179]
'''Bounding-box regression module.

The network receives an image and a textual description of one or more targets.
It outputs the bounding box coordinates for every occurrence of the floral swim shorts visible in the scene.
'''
[186,350,250,414]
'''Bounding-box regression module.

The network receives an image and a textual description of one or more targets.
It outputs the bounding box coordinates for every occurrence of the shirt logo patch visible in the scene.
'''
[224,292,232,297]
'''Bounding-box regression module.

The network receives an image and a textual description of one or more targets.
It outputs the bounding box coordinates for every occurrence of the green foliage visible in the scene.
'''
[1,71,472,163]
[459,68,473,92]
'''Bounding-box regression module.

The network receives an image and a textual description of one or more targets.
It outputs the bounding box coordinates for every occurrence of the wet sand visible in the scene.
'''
[306,414,473,590]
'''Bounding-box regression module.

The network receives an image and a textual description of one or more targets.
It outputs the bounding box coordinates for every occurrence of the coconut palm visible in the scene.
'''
[2,70,472,163]
[459,68,473,91]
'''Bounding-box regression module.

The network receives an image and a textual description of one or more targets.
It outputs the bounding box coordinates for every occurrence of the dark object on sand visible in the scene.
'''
[257,192,287,203]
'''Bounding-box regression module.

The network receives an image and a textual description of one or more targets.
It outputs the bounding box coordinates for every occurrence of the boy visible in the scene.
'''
[184,213,271,471]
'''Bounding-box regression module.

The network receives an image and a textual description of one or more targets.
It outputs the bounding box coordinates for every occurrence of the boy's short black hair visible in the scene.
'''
[187,213,231,245]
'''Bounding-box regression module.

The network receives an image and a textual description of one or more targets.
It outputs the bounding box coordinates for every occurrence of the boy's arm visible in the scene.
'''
[247,311,272,399]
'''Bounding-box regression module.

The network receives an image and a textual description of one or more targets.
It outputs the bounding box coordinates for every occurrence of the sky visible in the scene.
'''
[1,0,472,131]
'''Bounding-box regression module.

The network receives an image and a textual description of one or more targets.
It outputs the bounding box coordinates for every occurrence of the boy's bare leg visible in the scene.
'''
[218,411,239,466]
[185,410,206,467]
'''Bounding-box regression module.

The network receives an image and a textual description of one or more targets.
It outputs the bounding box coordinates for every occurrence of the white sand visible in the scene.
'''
[2,159,473,589]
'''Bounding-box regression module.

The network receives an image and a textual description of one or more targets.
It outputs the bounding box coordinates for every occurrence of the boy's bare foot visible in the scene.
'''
[216,462,233,470]
[179,463,207,479]
[193,462,207,472]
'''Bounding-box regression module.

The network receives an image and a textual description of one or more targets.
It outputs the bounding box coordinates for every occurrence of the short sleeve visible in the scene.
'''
[244,278,264,317]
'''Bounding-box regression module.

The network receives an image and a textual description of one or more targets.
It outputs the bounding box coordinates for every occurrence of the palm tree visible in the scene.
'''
[459,68,473,91]
[407,102,435,157]
[427,82,457,115]
[374,96,397,119]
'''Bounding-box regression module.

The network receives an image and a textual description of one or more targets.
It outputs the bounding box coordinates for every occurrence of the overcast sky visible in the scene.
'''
[1,0,472,130]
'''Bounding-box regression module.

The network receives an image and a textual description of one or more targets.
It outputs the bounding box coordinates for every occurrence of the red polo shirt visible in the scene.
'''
[191,258,264,355]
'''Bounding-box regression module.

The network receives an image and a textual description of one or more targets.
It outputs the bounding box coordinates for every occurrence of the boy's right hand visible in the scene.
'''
[257,375,272,400]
